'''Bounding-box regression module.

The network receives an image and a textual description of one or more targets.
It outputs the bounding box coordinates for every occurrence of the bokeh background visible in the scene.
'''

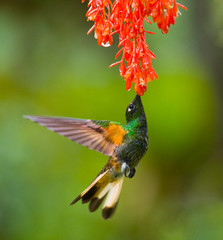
[1,0,223,239]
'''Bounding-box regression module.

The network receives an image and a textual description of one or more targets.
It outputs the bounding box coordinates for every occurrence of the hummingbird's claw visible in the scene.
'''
[123,163,136,178]
[128,168,136,178]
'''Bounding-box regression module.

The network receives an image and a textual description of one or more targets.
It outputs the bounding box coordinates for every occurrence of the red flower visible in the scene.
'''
[82,0,187,96]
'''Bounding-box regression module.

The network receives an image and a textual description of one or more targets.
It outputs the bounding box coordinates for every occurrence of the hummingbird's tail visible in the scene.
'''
[70,169,124,219]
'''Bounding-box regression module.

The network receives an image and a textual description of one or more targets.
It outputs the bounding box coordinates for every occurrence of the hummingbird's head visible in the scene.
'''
[125,94,145,123]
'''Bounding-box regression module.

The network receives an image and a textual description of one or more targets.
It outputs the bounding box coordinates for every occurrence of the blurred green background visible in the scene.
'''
[1,0,223,239]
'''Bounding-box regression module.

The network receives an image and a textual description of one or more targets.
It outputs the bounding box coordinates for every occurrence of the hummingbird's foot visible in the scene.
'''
[128,168,136,178]
[122,162,136,178]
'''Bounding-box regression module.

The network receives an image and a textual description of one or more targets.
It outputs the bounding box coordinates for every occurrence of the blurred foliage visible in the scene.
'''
[0,1,223,240]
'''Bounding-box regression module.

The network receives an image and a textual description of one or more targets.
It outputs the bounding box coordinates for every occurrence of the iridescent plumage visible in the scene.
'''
[24,94,148,219]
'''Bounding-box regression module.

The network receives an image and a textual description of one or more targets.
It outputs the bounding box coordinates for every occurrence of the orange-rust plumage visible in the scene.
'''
[105,124,126,145]
[24,95,148,219]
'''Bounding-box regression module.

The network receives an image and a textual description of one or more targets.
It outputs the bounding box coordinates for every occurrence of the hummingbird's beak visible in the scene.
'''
[132,94,141,104]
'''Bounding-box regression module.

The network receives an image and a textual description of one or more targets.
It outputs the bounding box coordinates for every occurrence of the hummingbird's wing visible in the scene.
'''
[24,116,126,156]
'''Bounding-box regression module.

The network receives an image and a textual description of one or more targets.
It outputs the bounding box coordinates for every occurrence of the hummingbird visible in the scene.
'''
[24,94,148,219]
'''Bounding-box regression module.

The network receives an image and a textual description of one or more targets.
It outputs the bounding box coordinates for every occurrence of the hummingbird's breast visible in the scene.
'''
[114,126,148,170]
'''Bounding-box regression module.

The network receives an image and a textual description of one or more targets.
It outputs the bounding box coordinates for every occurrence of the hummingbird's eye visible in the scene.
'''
[127,104,134,112]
